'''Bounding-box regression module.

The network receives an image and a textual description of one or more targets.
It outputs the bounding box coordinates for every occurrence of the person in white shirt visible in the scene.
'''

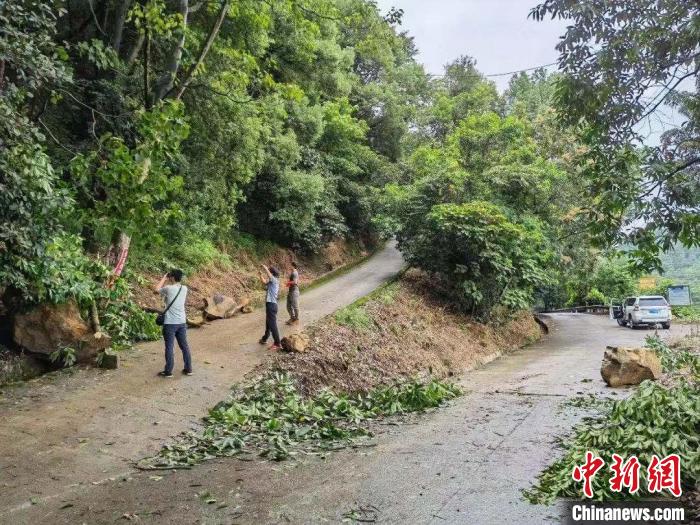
[154,269,192,377]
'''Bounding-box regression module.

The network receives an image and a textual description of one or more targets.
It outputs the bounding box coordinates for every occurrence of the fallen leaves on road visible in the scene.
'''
[137,373,460,468]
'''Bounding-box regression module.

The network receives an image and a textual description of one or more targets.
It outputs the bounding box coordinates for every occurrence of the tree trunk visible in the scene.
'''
[89,301,102,333]
[170,0,230,100]
[154,0,188,101]
[126,33,144,69]
[105,230,131,289]
[105,158,150,286]
[143,25,151,109]
[110,0,132,54]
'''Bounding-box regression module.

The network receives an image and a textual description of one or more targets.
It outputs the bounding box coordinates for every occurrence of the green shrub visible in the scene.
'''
[49,347,77,368]
[584,287,606,305]
[100,277,160,346]
[334,305,373,330]
[229,232,278,259]
[645,335,700,375]
[526,381,699,504]
[102,300,160,347]
[673,305,700,323]
[131,237,231,275]
[399,201,550,319]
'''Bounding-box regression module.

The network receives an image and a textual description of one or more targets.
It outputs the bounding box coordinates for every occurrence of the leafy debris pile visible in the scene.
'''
[139,373,461,468]
[526,336,700,505]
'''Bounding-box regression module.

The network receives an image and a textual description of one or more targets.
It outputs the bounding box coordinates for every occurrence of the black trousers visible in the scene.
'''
[262,302,281,345]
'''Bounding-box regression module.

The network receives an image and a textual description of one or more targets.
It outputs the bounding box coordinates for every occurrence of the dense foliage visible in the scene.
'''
[380,61,593,318]
[2,0,696,333]
[531,0,700,271]
[0,0,424,312]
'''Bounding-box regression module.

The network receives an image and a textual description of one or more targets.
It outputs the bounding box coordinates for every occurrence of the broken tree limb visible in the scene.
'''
[169,0,230,100]
[154,0,188,101]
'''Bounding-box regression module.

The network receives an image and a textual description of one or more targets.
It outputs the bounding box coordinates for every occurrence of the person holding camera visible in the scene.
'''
[258,264,282,350]
[154,269,193,377]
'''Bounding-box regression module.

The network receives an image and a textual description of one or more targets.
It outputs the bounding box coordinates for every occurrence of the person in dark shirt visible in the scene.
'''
[286,262,300,325]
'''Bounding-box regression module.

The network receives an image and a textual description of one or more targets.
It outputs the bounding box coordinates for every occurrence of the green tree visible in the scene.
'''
[531,0,700,269]
[400,202,550,318]
[0,1,75,304]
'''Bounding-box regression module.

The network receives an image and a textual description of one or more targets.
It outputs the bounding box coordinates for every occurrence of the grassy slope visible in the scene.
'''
[256,269,543,396]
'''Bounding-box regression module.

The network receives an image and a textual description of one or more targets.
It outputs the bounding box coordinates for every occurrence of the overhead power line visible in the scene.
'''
[427,61,559,79]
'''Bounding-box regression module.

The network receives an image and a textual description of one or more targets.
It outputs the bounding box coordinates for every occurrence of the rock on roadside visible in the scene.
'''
[281,333,310,353]
[187,312,207,328]
[13,300,111,362]
[203,295,250,320]
[601,346,662,387]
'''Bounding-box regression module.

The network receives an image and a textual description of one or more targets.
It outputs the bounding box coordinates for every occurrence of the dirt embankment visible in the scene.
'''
[256,270,543,395]
[132,238,372,314]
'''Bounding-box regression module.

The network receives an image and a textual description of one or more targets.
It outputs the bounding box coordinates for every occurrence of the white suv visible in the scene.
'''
[618,296,672,329]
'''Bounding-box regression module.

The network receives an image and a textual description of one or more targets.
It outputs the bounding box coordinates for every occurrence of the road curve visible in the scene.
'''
[0,242,405,523]
[2,298,688,524]
[224,314,689,524]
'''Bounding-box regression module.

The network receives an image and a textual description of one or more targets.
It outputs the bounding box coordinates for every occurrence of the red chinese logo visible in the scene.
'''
[573,452,682,498]
[609,454,640,494]
[572,451,605,498]
[647,454,682,497]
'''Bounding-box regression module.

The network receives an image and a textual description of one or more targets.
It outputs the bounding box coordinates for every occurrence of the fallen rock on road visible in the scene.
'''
[600,345,662,387]
[13,300,111,362]
[203,294,250,320]
[281,333,310,353]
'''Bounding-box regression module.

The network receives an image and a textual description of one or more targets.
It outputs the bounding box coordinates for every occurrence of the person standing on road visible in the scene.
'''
[258,264,282,350]
[154,269,193,378]
[286,261,300,325]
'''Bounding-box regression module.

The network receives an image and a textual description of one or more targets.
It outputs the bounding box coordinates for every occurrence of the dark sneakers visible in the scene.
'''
[158,370,192,377]
[258,338,267,345]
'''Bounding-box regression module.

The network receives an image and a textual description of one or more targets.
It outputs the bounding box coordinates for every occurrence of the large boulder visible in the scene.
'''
[203,294,250,320]
[13,301,111,362]
[281,333,310,353]
[601,346,662,387]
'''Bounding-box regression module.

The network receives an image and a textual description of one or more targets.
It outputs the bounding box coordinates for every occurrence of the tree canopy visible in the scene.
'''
[531,0,700,270]
[1,0,695,327]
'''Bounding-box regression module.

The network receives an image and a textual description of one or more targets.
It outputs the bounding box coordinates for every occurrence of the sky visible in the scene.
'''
[373,0,684,143]
[374,0,568,92]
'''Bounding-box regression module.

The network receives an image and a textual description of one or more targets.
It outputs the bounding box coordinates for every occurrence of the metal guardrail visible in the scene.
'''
[543,305,609,314]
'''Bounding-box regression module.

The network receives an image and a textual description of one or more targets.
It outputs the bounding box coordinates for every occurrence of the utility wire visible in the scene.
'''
[427,61,559,79]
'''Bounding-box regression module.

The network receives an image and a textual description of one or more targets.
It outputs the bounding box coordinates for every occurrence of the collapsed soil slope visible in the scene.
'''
[131,239,371,313]
[257,270,543,395]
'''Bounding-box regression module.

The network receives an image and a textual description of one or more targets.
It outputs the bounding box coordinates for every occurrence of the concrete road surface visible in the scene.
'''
[4,312,689,524]
[0,243,405,524]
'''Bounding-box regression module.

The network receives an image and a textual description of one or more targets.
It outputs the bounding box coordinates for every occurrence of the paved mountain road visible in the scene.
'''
[0,243,404,524]
[6,312,689,524]
[210,314,688,524]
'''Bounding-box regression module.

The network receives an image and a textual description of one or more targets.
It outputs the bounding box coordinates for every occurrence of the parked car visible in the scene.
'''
[611,296,672,329]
